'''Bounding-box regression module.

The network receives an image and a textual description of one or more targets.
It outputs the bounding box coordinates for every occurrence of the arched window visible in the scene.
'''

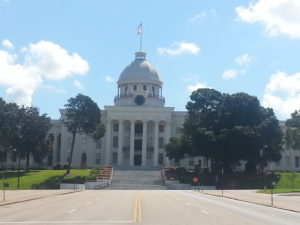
[133,85,137,91]
[125,86,128,96]
[143,85,147,91]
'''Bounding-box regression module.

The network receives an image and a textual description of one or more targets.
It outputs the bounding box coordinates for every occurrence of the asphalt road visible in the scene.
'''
[0,190,299,225]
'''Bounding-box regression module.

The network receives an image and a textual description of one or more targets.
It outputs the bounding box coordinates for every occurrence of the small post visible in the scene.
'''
[2,164,5,201]
[17,155,20,189]
[271,182,275,206]
[221,168,224,197]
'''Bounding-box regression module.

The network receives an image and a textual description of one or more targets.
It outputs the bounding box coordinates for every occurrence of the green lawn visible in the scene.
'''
[174,167,300,193]
[0,169,93,190]
[258,172,300,194]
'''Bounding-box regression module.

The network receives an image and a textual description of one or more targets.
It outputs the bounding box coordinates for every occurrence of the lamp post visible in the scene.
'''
[2,162,5,201]
[271,181,276,206]
[13,149,21,189]
[260,145,268,173]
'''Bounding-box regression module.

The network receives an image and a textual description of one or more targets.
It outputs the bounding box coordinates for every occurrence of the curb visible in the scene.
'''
[0,190,83,207]
[196,191,300,214]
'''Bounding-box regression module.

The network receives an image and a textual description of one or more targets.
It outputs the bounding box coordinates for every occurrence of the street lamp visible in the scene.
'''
[13,149,21,189]
[259,145,268,173]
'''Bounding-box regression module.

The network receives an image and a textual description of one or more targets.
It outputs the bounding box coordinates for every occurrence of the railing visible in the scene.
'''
[114,94,165,101]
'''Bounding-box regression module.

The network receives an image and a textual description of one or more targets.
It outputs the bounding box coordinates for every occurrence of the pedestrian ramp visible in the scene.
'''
[107,170,167,190]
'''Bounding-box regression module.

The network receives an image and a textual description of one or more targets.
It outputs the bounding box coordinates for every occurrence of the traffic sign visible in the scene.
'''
[193,177,199,183]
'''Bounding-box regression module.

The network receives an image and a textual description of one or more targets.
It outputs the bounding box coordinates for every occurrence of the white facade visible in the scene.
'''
[49,51,197,169]
[4,51,300,171]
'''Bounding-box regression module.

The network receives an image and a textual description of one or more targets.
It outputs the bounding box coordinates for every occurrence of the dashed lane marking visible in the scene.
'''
[68,209,77,213]
[0,220,135,224]
[133,192,142,223]
[201,210,209,214]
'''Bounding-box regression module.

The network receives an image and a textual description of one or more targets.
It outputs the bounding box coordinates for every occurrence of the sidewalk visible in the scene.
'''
[0,190,80,206]
[197,189,300,212]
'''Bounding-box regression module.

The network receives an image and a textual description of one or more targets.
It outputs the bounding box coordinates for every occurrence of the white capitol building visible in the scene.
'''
[5,51,300,172]
[51,51,193,169]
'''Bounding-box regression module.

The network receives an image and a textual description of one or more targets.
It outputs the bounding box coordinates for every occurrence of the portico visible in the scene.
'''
[104,115,173,168]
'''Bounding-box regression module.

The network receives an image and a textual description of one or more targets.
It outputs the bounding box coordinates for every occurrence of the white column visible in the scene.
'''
[154,121,159,166]
[142,121,147,166]
[117,120,123,166]
[52,134,58,164]
[165,121,171,166]
[105,120,111,165]
[129,120,135,166]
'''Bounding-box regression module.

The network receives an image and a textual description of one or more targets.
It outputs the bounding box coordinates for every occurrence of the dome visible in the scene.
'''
[117,52,163,86]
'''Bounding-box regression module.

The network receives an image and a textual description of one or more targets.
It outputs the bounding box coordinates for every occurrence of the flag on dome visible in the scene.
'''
[137,23,142,36]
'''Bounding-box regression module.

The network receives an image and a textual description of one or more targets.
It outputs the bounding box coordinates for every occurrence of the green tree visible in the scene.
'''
[0,98,21,164]
[172,88,283,172]
[285,110,300,150]
[63,94,105,174]
[10,106,52,170]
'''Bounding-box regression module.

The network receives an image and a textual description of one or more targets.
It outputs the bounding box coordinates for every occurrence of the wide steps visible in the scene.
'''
[108,170,166,190]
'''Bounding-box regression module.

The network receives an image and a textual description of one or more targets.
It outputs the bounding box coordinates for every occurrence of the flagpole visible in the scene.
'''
[140,23,143,52]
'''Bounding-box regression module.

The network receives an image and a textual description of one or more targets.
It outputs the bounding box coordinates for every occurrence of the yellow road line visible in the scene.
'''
[133,191,142,223]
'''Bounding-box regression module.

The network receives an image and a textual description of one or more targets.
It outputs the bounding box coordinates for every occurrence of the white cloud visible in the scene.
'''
[42,85,66,94]
[0,40,89,106]
[182,74,199,82]
[262,71,300,119]
[234,53,252,66]
[157,42,201,56]
[236,0,300,38]
[73,80,83,90]
[186,82,212,93]
[189,12,207,22]
[2,39,14,49]
[221,69,240,79]
[105,76,114,82]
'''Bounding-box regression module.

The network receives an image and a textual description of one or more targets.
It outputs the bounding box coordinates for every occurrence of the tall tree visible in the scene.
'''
[63,94,105,174]
[285,110,300,150]
[170,88,283,172]
[0,98,21,164]
[10,106,52,170]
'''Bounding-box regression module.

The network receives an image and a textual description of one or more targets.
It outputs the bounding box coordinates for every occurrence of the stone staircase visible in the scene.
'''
[108,170,166,190]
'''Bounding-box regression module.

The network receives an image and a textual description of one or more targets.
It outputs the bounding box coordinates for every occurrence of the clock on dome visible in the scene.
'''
[134,95,145,105]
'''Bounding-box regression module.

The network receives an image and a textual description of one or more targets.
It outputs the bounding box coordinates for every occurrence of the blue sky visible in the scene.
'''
[0,0,300,120]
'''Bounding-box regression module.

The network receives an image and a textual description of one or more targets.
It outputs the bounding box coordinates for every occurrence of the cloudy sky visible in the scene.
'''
[0,0,300,120]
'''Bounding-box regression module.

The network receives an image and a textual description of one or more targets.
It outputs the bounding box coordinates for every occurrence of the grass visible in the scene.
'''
[0,168,98,190]
[258,173,300,194]
[174,167,300,193]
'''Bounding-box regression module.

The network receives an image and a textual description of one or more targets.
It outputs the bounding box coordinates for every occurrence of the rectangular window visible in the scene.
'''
[285,156,291,167]
[95,153,101,164]
[189,158,194,167]
[112,152,118,164]
[135,123,142,134]
[113,124,119,132]
[276,160,281,167]
[295,156,299,168]
[159,137,164,149]
[159,125,164,133]
[113,136,118,148]
[143,85,147,91]
[96,139,101,149]
[133,85,137,91]
[158,153,164,165]
[135,139,142,151]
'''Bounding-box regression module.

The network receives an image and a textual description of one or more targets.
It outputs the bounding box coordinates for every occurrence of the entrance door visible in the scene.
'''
[134,154,142,166]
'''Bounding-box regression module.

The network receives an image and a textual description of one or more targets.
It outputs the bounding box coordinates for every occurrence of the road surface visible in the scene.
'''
[0,190,299,225]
